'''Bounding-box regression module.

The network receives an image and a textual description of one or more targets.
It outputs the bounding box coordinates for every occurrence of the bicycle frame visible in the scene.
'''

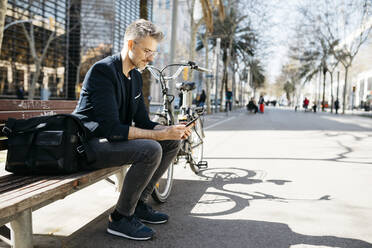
[147,61,208,161]
[149,61,210,202]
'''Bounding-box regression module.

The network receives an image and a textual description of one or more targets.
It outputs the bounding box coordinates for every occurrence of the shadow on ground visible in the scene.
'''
[19,167,372,248]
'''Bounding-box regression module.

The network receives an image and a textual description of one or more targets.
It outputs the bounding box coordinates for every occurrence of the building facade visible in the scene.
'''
[0,0,153,99]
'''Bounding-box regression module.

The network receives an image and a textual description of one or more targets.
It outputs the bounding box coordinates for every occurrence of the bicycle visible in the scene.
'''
[146,61,210,203]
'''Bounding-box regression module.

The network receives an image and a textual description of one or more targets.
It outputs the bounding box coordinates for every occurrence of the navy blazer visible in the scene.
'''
[74,53,158,141]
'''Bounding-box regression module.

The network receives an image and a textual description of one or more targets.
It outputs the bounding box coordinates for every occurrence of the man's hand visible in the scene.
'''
[158,124,192,140]
[128,124,193,141]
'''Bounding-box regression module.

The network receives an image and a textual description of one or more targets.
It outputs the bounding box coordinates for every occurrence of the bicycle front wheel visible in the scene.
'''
[151,113,175,203]
[152,161,174,203]
[189,118,204,174]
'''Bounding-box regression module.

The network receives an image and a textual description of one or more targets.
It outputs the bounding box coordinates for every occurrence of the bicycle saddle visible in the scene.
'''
[176,82,196,91]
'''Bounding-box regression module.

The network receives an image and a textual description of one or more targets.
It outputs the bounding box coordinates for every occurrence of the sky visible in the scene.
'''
[264,0,304,83]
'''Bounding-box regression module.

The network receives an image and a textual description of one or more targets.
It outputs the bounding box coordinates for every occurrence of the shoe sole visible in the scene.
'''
[139,218,168,224]
[107,228,152,241]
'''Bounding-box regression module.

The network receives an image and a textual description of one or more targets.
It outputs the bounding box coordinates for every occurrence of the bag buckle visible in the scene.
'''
[76,145,85,154]
[2,126,12,136]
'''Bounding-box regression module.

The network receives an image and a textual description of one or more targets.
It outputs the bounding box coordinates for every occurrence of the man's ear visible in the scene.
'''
[128,40,134,51]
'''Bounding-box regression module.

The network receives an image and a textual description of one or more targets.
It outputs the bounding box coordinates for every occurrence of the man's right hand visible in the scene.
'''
[157,125,191,140]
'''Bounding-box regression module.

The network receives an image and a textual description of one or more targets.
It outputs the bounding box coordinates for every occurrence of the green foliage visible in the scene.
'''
[249,59,265,90]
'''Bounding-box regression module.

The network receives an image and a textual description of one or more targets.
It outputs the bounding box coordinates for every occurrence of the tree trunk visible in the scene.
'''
[140,0,151,112]
[0,0,7,53]
[329,72,334,113]
[202,32,211,114]
[219,50,228,111]
[322,70,326,112]
[342,66,349,114]
[28,62,41,100]
[188,8,202,81]
[232,62,236,109]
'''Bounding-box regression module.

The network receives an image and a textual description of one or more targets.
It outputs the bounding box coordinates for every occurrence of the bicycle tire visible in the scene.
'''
[189,118,204,174]
[151,113,175,203]
[151,161,174,203]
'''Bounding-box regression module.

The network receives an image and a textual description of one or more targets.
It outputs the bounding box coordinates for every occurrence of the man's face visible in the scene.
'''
[128,36,158,70]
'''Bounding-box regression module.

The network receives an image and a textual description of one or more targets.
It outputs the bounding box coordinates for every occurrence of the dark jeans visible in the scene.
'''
[88,138,181,216]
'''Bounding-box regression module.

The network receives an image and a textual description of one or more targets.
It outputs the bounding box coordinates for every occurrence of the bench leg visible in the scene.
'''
[10,209,33,248]
[114,165,130,193]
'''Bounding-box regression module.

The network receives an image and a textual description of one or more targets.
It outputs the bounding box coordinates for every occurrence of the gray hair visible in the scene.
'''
[124,19,164,43]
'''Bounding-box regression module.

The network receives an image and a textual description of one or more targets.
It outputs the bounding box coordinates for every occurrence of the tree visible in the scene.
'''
[291,38,338,111]
[0,0,7,52]
[299,0,372,114]
[203,3,256,111]
[248,59,265,96]
[277,63,300,105]
[10,0,73,99]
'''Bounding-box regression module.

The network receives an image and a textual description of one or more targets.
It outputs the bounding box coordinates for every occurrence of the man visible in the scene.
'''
[334,99,340,114]
[74,19,192,241]
[303,97,309,111]
[258,95,265,113]
[247,97,258,113]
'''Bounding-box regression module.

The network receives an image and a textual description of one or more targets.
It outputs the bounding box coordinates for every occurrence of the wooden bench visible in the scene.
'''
[0,99,129,248]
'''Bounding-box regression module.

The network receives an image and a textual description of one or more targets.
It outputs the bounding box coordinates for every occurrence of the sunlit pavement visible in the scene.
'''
[1,107,372,248]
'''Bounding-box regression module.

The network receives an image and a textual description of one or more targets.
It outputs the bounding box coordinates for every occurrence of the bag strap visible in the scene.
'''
[3,114,62,135]
[54,114,96,164]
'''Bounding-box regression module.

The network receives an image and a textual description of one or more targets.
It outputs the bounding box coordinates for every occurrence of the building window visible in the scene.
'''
[165,0,170,9]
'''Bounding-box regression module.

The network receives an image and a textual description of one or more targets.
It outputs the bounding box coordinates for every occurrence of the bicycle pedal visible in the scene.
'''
[197,161,208,169]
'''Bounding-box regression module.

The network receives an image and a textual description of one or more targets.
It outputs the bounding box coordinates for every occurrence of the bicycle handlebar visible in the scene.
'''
[146,61,211,82]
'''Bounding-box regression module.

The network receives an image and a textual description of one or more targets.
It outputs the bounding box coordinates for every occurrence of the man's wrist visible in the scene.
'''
[154,124,167,130]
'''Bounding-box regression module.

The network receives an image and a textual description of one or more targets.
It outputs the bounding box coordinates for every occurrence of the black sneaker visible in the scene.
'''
[135,202,169,224]
[107,215,154,241]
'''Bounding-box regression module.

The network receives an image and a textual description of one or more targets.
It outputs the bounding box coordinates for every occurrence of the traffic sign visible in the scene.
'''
[206,74,214,78]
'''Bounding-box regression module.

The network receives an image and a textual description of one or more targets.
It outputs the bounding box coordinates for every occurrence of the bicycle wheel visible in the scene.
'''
[151,113,175,203]
[152,161,174,203]
[189,117,204,174]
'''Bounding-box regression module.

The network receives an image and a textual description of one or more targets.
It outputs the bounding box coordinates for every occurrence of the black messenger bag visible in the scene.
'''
[2,114,95,175]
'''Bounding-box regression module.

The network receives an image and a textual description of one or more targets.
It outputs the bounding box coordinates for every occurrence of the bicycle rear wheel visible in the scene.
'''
[189,118,204,174]
[151,113,175,203]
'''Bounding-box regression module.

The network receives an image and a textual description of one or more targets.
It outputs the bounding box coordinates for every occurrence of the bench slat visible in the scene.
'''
[0,167,121,223]
[0,176,62,199]
[0,100,77,111]
[0,139,7,150]
[0,110,75,123]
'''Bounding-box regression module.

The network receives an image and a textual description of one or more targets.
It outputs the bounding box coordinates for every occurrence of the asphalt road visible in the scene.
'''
[3,107,372,248]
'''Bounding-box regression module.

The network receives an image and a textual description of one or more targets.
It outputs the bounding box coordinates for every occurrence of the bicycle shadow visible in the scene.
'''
[59,167,372,248]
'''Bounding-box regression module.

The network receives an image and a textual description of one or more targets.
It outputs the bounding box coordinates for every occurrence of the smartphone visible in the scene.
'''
[185,116,199,127]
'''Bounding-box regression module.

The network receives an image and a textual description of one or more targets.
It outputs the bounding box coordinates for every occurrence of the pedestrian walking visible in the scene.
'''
[334,99,339,114]
[259,95,265,113]
[303,97,309,111]
[197,90,206,107]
